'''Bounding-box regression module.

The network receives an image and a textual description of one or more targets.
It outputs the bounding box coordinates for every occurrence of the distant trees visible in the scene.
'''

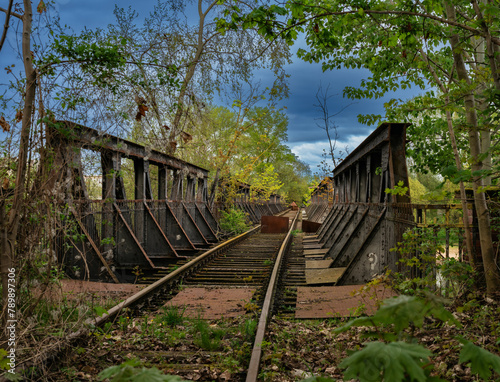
[180,104,311,203]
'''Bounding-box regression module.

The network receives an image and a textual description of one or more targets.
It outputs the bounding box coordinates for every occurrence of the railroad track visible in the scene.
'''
[50,210,301,381]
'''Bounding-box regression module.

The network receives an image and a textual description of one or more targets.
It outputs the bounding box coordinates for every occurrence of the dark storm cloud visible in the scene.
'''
[280,56,420,145]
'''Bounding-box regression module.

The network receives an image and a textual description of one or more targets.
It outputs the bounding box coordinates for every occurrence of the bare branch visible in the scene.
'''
[0,5,22,20]
[314,83,356,168]
[0,1,16,53]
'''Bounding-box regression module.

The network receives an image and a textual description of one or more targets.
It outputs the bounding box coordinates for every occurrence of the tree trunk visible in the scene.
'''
[1,0,36,325]
[472,0,492,186]
[418,47,475,264]
[446,3,500,298]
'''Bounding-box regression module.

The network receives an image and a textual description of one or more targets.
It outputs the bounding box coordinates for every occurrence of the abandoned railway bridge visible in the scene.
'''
[52,120,475,285]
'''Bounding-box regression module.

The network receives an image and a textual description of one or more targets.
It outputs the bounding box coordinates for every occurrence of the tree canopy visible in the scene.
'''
[217,0,500,296]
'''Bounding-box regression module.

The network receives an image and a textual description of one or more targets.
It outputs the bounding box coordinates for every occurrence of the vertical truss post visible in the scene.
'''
[186,175,196,202]
[171,170,183,201]
[196,177,207,202]
[134,159,152,243]
[158,166,167,200]
[101,151,119,256]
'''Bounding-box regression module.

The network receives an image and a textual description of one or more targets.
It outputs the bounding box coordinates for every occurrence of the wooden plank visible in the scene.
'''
[303,235,318,241]
[304,248,330,256]
[303,244,323,250]
[305,259,333,269]
[305,268,346,285]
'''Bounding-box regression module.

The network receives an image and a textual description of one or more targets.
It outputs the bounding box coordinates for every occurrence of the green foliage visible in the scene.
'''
[391,228,443,295]
[156,305,185,328]
[439,259,475,297]
[332,294,500,382]
[335,295,458,340]
[241,319,257,342]
[219,208,251,236]
[191,319,226,351]
[302,179,320,206]
[0,349,9,370]
[45,33,128,93]
[94,306,108,317]
[458,340,500,380]
[385,180,409,197]
[98,358,185,381]
[339,341,433,382]
[246,163,283,202]
[217,0,500,191]
[408,177,427,203]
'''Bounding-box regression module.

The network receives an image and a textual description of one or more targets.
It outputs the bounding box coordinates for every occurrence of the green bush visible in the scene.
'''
[219,207,251,236]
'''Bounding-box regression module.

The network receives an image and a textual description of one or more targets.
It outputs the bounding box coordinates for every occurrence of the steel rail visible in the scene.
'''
[10,210,291,382]
[246,210,300,382]
[94,224,261,327]
[93,207,292,326]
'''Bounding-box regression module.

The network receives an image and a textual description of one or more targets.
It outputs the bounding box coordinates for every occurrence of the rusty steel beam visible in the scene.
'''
[57,121,209,177]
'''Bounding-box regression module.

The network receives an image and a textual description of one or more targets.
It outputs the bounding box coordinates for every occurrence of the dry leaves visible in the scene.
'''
[37,0,46,13]
[15,110,23,123]
[181,131,193,143]
[0,116,10,132]
[134,95,148,121]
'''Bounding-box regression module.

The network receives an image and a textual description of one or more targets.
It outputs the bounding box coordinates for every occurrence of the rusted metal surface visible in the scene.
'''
[302,220,322,233]
[305,268,346,285]
[300,124,411,286]
[94,224,261,326]
[166,287,255,319]
[305,259,333,269]
[260,215,289,233]
[304,122,479,286]
[295,285,397,318]
[59,121,209,176]
[51,122,286,282]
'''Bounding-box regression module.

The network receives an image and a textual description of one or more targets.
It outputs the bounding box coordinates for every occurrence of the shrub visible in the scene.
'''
[219,207,251,236]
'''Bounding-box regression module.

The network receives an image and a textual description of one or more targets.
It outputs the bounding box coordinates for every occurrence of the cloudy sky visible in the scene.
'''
[0,0,424,171]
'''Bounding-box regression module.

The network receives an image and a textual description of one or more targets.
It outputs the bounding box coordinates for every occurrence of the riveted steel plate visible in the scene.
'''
[261,215,289,233]
[305,267,346,284]
[302,220,322,233]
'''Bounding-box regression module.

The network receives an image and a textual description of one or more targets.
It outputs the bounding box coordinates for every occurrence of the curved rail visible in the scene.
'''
[246,210,300,382]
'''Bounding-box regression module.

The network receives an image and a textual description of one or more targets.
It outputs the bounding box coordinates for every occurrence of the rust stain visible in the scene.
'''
[165,287,256,319]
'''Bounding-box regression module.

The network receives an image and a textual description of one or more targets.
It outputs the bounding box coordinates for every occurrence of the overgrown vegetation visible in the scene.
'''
[0,1,310,375]
[1,0,500,380]
[218,208,252,237]
[49,310,258,381]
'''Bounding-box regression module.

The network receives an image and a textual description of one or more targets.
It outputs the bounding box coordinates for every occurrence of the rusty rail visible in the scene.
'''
[94,224,261,327]
[94,208,291,326]
[246,210,299,382]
